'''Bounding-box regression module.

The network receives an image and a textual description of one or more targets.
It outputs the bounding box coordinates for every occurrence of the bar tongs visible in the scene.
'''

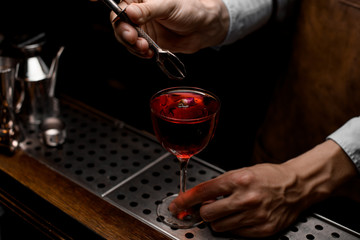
[100,0,186,80]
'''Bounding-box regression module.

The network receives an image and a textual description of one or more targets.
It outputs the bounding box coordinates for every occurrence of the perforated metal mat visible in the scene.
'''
[19,99,360,240]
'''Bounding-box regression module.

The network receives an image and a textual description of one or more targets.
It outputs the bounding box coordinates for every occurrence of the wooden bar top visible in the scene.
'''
[0,150,170,240]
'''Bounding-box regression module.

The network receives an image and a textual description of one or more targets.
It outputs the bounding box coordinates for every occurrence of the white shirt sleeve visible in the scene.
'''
[220,0,296,45]
[220,0,272,45]
[327,117,360,173]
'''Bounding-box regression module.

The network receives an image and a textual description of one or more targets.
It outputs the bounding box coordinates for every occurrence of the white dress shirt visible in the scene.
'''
[221,0,296,45]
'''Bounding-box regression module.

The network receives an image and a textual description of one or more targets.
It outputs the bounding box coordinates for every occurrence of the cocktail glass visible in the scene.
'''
[150,86,220,229]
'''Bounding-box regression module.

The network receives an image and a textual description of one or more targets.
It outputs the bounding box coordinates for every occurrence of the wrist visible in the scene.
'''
[283,140,359,208]
[199,0,229,47]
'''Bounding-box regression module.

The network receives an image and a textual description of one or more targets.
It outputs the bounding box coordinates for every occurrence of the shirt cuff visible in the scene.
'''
[327,117,360,173]
[220,0,272,45]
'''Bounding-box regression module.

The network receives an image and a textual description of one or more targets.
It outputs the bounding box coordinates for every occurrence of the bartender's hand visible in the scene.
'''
[110,0,229,58]
[169,140,360,237]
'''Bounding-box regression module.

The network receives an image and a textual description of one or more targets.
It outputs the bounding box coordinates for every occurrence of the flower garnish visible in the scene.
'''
[178,97,195,108]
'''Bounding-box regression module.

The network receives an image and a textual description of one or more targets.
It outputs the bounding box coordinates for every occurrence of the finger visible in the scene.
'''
[202,199,216,205]
[110,3,141,47]
[168,176,233,214]
[127,41,154,59]
[200,189,264,223]
[109,1,130,22]
[210,208,270,233]
[113,21,154,58]
[125,0,176,25]
[200,196,241,222]
[113,21,139,45]
[211,213,252,233]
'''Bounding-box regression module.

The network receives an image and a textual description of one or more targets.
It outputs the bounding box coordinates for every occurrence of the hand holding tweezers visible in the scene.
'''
[100,0,186,80]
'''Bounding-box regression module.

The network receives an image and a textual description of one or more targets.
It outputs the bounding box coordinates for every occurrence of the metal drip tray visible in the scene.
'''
[19,99,360,240]
[104,154,225,239]
[21,102,166,196]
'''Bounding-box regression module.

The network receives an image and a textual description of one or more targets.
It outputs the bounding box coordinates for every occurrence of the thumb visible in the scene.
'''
[125,0,175,25]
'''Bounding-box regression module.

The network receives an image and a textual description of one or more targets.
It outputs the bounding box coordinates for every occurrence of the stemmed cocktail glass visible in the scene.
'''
[150,87,220,229]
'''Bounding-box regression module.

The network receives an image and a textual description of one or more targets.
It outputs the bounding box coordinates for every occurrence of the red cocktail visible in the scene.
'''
[150,87,220,228]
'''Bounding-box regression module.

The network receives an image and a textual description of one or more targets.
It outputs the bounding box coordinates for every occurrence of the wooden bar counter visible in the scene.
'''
[0,150,170,240]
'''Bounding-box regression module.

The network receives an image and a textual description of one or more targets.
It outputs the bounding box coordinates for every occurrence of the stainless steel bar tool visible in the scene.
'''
[99,0,186,80]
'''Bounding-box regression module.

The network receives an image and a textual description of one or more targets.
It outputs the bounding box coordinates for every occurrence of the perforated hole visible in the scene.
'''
[290,226,298,232]
[306,234,315,239]
[315,224,323,230]
[331,232,340,238]
[185,232,194,239]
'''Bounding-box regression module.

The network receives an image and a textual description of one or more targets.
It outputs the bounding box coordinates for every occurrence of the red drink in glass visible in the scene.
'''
[150,87,220,229]
[151,90,219,160]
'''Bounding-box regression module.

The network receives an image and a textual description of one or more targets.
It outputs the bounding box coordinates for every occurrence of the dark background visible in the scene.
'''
[0,0,296,171]
[0,2,296,237]
[2,1,360,239]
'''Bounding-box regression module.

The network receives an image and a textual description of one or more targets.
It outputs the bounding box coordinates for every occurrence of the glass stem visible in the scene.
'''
[179,158,189,195]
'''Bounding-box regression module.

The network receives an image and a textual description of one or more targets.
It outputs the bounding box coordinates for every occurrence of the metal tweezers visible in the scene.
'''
[100,0,186,80]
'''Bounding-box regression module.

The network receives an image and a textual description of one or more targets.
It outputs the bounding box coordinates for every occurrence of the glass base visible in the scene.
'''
[156,194,203,229]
